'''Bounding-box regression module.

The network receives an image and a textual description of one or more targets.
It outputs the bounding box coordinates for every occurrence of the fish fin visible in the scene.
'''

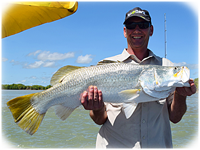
[154,69,160,85]
[122,103,138,119]
[119,89,141,94]
[119,89,141,99]
[119,89,141,104]
[97,60,122,65]
[7,93,45,135]
[51,65,83,86]
[54,105,75,121]
[118,89,140,118]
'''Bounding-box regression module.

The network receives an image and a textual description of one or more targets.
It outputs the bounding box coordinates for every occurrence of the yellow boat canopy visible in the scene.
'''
[2,1,78,38]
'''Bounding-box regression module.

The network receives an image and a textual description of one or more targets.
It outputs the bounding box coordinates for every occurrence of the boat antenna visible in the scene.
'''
[164,13,167,58]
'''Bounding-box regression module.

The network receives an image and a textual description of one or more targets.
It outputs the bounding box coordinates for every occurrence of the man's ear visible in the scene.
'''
[150,25,153,36]
[123,27,127,38]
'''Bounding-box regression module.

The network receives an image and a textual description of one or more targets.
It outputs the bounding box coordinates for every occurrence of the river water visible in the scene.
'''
[1,90,198,148]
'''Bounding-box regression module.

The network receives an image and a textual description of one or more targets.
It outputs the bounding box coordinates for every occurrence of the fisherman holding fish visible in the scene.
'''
[80,7,196,148]
[7,6,196,149]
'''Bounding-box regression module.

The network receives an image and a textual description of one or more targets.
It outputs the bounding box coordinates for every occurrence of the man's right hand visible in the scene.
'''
[80,85,104,111]
[80,85,107,125]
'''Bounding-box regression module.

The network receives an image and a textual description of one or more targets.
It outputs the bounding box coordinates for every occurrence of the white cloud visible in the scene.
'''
[2,57,8,62]
[173,62,187,66]
[27,50,41,56]
[16,80,26,84]
[10,59,22,65]
[37,51,74,61]
[25,61,44,69]
[186,64,198,70]
[30,76,37,79]
[24,61,57,69]
[173,62,198,70]
[43,61,55,67]
[76,54,93,64]
[11,50,76,69]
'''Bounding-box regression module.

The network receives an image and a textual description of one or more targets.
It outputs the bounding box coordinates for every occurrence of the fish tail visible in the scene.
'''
[7,93,45,135]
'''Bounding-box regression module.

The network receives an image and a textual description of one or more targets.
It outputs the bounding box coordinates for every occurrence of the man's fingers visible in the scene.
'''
[183,79,196,96]
[81,91,88,109]
[98,90,104,108]
[88,86,94,108]
[93,86,99,108]
[88,86,94,100]
[189,79,197,94]
[94,86,99,101]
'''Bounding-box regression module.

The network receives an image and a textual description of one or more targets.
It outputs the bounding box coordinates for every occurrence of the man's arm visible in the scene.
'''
[80,86,108,125]
[169,79,196,123]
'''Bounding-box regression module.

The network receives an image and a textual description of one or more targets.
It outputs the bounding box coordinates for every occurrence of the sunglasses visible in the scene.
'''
[125,22,151,30]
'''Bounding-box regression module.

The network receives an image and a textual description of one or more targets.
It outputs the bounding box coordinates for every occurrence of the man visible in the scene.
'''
[80,7,196,148]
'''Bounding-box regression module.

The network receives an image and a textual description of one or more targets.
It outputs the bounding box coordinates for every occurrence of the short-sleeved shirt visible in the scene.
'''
[96,49,174,148]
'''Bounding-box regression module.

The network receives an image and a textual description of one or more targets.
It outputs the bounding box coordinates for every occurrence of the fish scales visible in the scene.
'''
[32,64,166,113]
[32,63,139,113]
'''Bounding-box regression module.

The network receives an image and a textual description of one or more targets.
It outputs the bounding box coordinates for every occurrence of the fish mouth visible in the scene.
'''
[173,66,190,82]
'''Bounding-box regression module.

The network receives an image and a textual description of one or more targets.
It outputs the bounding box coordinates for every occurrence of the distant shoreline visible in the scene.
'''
[2,89,44,90]
[2,84,52,90]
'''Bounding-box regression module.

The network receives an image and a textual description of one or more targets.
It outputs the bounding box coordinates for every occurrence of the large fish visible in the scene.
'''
[7,62,190,135]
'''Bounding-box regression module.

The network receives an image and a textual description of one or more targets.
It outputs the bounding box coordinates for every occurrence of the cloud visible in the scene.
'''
[186,64,198,70]
[30,76,37,79]
[43,61,55,67]
[76,54,93,64]
[24,61,56,69]
[173,62,187,66]
[2,57,8,62]
[22,50,75,68]
[10,59,23,65]
[16,79,26,84]
[174,62,198,70]
[25,61,44,69]
[37,51,74,61]
[27,50,41,56]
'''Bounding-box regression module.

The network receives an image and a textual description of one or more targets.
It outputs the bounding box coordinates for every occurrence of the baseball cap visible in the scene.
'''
[123,7,151,25]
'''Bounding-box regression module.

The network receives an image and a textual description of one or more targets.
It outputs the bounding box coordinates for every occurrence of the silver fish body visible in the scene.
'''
[32,63,189,115]
[7,63,190,135]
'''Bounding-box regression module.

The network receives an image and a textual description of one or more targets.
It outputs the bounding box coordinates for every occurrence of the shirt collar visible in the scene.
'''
[147,49,161,62]
[117,49,131,62]
[119,48,159,63]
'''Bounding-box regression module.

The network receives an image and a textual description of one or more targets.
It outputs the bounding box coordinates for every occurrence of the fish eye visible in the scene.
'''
[174,67,177,70]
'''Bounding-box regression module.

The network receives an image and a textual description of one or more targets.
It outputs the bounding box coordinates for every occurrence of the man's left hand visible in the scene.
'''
[175,79,196,97]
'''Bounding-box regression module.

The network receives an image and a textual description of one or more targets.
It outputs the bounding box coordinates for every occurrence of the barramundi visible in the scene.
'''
[7,62,190,135]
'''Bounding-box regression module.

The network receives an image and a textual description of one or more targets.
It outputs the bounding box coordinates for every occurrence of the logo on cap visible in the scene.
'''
[127,10,146,17]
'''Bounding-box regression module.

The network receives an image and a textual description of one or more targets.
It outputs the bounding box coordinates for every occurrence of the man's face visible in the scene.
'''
[124,17,153,50]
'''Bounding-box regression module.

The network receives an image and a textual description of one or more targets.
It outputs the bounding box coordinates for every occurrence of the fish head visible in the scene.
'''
[172,66,190,83]
[139,66,190,98]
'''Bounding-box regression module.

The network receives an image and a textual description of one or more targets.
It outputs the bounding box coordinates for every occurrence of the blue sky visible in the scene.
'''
[1,1,199,86]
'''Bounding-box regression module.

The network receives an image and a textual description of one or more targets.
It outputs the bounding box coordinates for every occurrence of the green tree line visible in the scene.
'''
[2,84,52,90]
[194,78,198,91]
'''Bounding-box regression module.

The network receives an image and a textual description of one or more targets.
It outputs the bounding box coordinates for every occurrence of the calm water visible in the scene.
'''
[1,90,198,148]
